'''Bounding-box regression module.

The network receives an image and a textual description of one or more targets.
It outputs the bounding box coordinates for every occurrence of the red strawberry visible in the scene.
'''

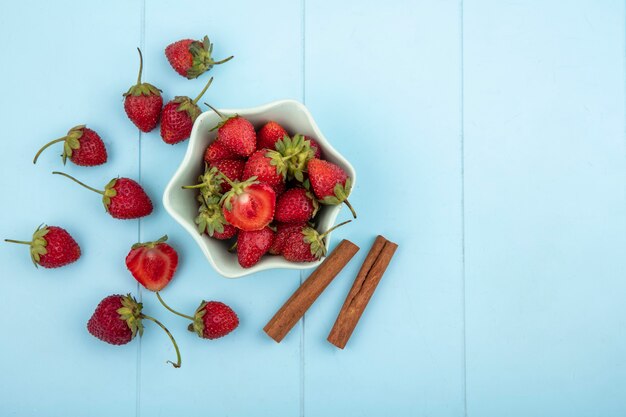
[161,77,213,144]
[306,136,322,159]
[282,220,351,262]
[242,149,286,194]
[257,121,288,150]
[211,159,245,192]
[52,171,153,219]
[156,294,239,340]
[4,224,81,268]
[237,226,274,268]
[204,140,238,163]
[268,223,305,255]
[123,48,163,132]
[87,294,181,367]
[220,178,276,231]
[193,301,239,339]
[274,187,319,224]
[307,158,356,218]
[125,235,178,291]
[212,224,237,240]
[33,125,107,166]
[207,105,256,157]
[165,36,233,79]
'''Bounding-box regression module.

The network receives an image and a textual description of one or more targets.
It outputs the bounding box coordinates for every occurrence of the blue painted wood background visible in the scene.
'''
[0,0,624,416]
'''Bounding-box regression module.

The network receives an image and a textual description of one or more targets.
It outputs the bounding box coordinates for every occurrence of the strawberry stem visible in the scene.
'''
[135,47,144,85]
[52,171,105,195]
[4,239,31,245]
[212,55,234,65]
[181,183,206,190]
[344,199,357,219]
[319,219,352,239]
[192,77,214,105]
[140,314,181,368]
[204,102,225,119]
[33,137,66,164]
[156,292,195,321]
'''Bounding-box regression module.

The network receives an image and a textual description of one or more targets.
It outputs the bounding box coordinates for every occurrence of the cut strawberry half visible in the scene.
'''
[220,177,276,231]
[125,235,178,291]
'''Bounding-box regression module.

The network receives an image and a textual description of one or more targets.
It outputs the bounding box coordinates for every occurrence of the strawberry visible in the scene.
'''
[306,136,322,159]
[87,294,181,367]
[282,220,351,262]
[192,301,239,339]
[161,77,213,144]
[165,36,233,79]
[237,226,274,268]
[156,294,239,340]
[123,48,163,132]
[52,171,153,219]
[220,178,276,231]
[33,125,107,166]
[274,188,319,224]
[211,159,245,192]
[242,149,287,194]
[4,224,80,268]
[257,121,288,150]
[212,224,237,240]
[204,140,238,163]
[195,197,236,240]
[207,104,256,157]
[269,223,307,255]
[125,235,178,291]
[307,158,356,218]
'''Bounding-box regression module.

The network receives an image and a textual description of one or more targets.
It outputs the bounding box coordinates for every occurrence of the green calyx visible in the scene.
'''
[33,125,85,165]
[4,224,49,267]
[102,178,118,212]
[124,48,162,97]
[186,36,234,79]
[302,220,352,259]
[196,200,229,237]
[173,77,213,123]
[318,177,357,218]
[117,294,144,339]
[131,235,168,250]
[173,96,202,123]
[28,225,49,266]
[275,134,315,182]
[62,125,85,165]
[189,301,209,336]
[182,165,223,202]
[320,177,352,205]
[124,82,161,97]
[219,176,259,212]
[266,149,289,180]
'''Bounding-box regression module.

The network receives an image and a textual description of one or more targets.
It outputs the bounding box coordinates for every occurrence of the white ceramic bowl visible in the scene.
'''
[163,100,356,278]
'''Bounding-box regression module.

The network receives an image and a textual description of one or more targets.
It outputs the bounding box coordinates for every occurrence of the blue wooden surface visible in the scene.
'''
[0,1,624,416]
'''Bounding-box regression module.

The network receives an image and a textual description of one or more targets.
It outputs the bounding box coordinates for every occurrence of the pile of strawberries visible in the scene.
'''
[4,34,355,368]
[188,115,356,268]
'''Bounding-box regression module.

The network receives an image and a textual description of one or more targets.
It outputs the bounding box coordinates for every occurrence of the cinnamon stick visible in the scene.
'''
[264,239,360,343]
[327,235,398,349]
